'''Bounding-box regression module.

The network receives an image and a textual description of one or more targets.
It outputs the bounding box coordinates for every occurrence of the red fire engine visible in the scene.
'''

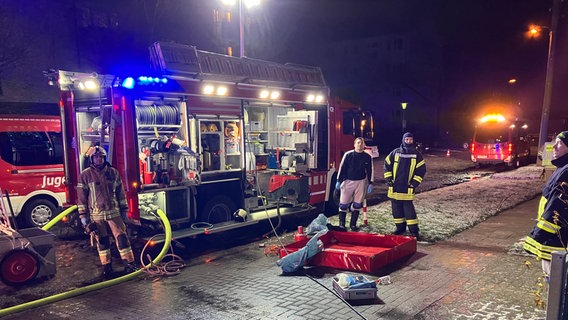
[56,42,376,240]
[0,115,65,228]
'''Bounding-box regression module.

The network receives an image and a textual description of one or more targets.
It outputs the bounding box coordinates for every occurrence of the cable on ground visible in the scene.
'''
[254,172,368,320]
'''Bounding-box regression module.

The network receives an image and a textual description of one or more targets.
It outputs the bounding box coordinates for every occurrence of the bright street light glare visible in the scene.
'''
[244,0,261,8]
[221,0,237,5]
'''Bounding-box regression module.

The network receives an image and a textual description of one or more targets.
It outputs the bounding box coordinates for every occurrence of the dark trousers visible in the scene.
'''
[391,199,419,235]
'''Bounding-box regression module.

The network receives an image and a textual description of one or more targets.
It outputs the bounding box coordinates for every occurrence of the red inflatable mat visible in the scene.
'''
[279,231,416,274]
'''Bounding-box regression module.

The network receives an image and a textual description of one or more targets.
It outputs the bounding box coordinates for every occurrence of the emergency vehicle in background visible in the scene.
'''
[470,113,530,167]
[0,115,65,227]
[54,42,376,240]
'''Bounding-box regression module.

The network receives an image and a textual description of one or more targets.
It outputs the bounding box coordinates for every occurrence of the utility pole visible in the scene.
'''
[537,0,560,160]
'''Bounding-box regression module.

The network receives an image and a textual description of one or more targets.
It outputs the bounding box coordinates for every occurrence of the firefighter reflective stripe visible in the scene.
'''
[98,249,112,265]
[523,236,563,261]
[537,219,560,234]
[394,218,405,224]
[407,158,416,184]
[77,182,88,214]
[392,154,400,180]
[412,160,425,184]
[387,186,415,200]
[383,155,393,179]
[407,218,419,226]
[537,196,547,219]
[119,247,135,263]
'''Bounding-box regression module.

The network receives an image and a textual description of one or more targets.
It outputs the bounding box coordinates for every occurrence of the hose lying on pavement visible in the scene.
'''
[0,206,173,318]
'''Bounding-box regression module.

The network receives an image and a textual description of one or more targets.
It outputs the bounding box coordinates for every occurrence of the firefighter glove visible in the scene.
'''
[335,181,341,190]
[367,184,372,194]
[386,180,393,187]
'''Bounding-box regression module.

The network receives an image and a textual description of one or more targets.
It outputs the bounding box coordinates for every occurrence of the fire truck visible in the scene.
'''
[55,42,376,240]
[470,113,530,167]
[0,115,65,228]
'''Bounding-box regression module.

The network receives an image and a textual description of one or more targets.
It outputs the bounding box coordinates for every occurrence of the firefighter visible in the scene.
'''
[524,131,568,279]
[384,132,426,239]
[335,137,374,231]
[77,145,138,278]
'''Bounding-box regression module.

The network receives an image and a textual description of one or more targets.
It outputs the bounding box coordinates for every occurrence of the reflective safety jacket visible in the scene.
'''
[77,162,128,221]
[383,145,426,201]
[524,163,568,261]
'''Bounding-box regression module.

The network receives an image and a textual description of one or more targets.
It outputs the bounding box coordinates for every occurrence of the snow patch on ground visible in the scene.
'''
[335,165,546,243]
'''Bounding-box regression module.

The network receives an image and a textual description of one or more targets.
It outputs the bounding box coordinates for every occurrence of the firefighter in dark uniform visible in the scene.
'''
[384,132,426,239]
[524,131,568,279]
[335,137,374,231]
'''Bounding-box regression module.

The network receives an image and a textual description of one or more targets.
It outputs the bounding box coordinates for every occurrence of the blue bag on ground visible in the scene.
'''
[276,229,328,273]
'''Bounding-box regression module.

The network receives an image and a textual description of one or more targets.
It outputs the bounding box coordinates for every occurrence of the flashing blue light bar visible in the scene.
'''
[122,77,135,89]
[122,76,168,89]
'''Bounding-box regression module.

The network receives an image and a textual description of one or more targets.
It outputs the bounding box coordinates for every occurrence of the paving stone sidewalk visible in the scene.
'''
[1,196,549,320]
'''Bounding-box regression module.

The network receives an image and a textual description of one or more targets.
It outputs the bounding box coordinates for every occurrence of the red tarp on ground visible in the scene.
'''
[279,231,416,274]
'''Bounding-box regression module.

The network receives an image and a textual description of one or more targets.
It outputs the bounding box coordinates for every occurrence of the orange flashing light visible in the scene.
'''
[480,114,506,123]
[508,143,513,153]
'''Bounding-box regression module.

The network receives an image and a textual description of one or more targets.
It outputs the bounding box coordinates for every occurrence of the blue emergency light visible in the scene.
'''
[121,76,168,89]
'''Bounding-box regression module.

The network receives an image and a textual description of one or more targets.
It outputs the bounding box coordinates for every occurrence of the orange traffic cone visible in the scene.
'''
[446,149,450,157]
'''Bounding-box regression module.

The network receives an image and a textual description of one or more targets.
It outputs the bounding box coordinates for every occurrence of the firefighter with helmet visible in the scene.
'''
[77,145,138,278]
[384,132,426,240]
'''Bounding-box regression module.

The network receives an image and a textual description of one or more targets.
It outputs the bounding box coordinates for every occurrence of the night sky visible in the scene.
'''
[1,0,565,139]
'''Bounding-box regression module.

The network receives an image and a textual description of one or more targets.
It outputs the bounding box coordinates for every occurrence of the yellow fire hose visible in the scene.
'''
[0,206,172,317]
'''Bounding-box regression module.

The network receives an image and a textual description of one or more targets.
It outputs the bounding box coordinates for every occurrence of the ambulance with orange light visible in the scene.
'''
[53,42,376,241]
[0,115,66,227]
[470,113,530,167]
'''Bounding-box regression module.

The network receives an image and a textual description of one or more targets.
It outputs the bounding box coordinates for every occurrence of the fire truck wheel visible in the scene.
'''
[22,199,57,228]
[0,249,39,286]
[202,195,236,224]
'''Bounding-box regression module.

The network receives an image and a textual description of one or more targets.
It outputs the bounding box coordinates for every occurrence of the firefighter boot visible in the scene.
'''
[410,227,422,242]
[393,223,406,235]
[338,212,347,229]
[102,263,113,279]
[123,260,139,274]
[350,211,360,232]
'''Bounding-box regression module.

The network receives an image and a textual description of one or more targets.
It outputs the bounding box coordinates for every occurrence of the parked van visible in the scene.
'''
[470,114,530,167]
[0,115,65,227]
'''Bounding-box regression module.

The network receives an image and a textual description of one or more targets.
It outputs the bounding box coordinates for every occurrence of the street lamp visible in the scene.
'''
[401,102,408,132]
[529,0,561,161]
[221,0,261,57]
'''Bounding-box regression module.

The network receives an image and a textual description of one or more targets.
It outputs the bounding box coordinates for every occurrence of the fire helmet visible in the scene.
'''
[86,145,107,162]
